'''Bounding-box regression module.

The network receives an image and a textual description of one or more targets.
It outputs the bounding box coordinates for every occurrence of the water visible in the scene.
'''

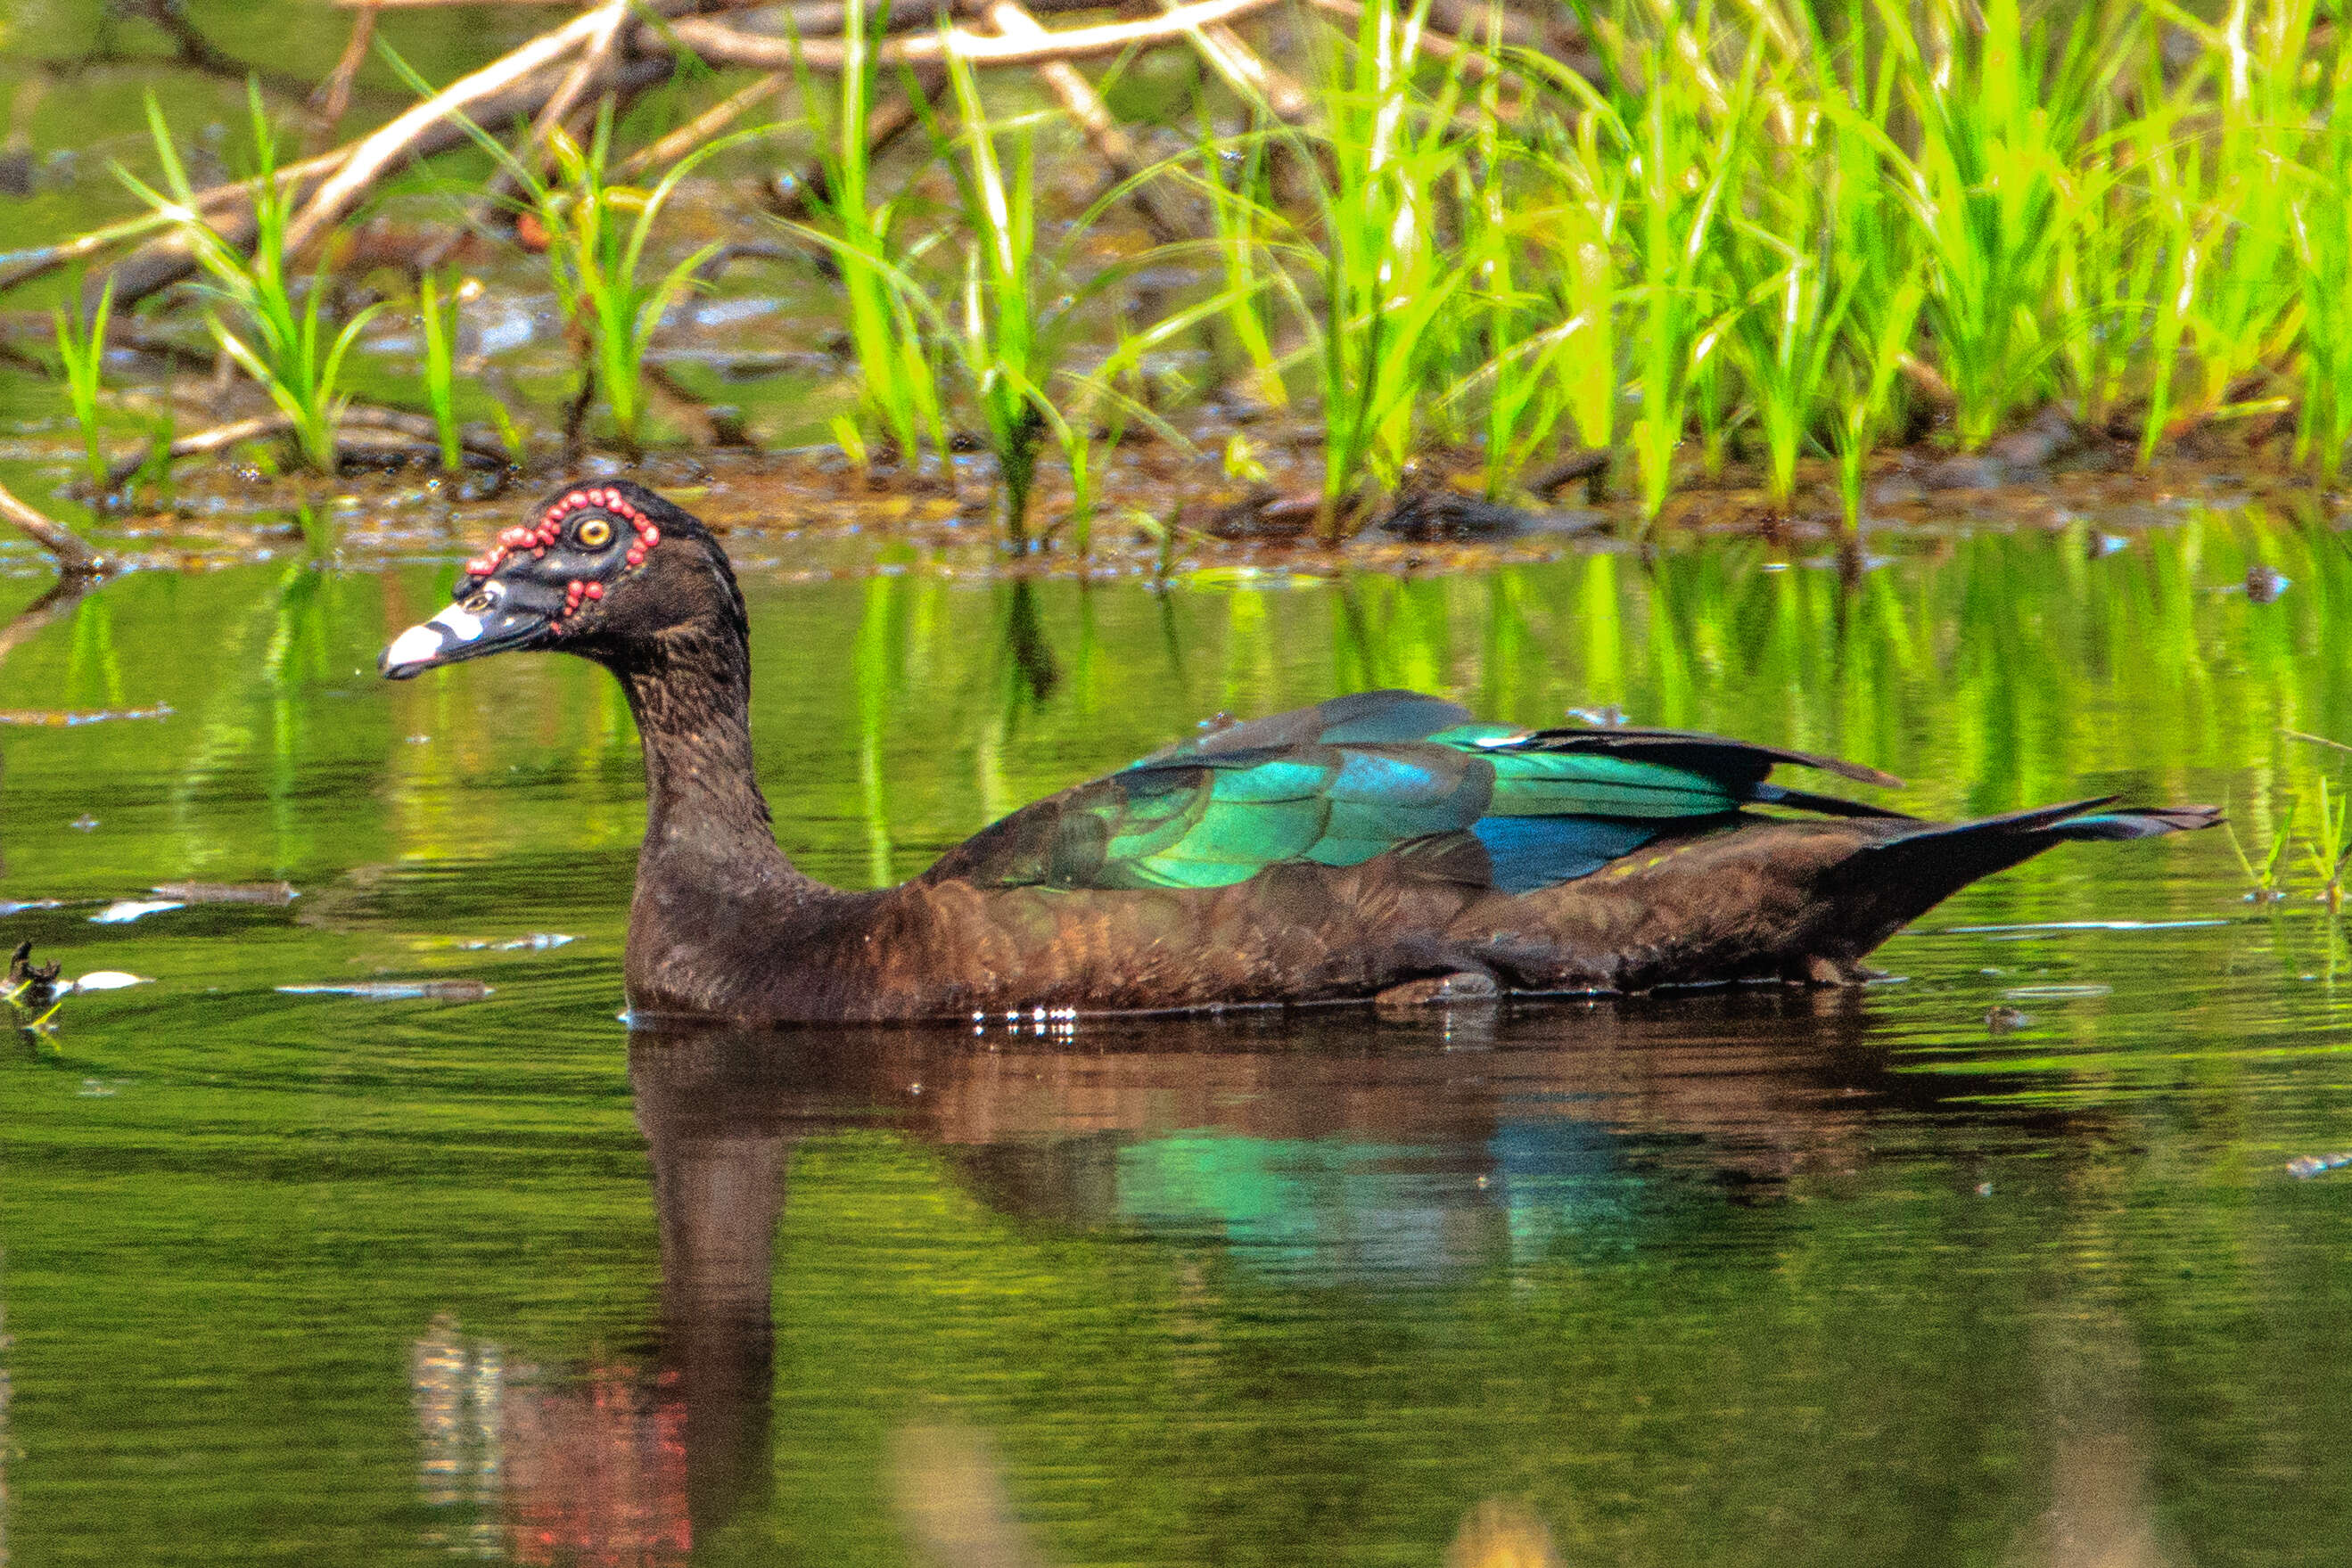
[7,514,2352,1565]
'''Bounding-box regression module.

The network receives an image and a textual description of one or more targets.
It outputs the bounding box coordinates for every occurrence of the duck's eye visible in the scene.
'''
[576,518,613,548]
[462,590,496,613]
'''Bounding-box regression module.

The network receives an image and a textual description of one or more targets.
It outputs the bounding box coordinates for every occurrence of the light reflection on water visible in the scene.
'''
[6,521,2352,1563]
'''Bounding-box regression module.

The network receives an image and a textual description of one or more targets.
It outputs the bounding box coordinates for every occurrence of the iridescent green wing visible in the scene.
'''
[925,694,1910,893]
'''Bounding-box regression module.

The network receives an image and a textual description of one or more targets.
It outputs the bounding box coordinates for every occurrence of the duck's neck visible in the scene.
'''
[616,620,823,909]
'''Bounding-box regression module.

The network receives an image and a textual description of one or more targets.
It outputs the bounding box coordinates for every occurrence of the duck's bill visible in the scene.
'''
[378,599,553,679]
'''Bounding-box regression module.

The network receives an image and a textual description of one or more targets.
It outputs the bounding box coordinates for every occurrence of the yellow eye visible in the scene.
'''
[576,518,613,548]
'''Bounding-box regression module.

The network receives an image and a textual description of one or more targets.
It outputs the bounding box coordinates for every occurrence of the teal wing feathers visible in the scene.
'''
[923,690,1912,894]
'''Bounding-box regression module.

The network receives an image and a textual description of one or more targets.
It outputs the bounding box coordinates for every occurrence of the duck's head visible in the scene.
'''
[380,480,746,679]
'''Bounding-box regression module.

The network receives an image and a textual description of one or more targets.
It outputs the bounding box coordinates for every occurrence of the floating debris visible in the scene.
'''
[68,815,97,831]
[0,703,174,727]
[0,899,62,915]
[1985,1005,2031,1033]
[276,980,494,1001]
[68,971,150,993]
[2287,1153,2352,1179]
[150,881,299,905]
[89,899,185,924]
[454,932,574,951]
[2246,564,2290,603]
[2002,983,2114,1000]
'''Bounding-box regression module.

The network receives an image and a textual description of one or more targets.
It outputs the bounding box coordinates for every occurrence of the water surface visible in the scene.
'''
[7,514,2352,1565]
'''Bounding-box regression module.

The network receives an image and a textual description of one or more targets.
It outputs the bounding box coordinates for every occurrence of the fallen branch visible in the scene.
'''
[1181,17,1314,121]
[665,0,1289,71]
[105,406,510,488]
[0,481,107,577]
[528,0,634,155]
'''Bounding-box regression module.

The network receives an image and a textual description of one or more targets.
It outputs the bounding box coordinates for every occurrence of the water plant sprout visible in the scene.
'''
[52,277,114,495]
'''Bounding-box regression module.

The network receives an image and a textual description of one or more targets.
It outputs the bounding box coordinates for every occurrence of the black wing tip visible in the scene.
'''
[1750,784,1920,821]
[1526,725,1906,791]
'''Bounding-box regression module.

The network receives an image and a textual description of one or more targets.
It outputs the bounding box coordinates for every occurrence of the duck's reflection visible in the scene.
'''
[424,990,2085,1563]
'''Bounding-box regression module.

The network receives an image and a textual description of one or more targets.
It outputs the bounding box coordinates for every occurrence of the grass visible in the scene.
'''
[116,0,2352,543]
[119,82,384,476]
[785,0,949,476]
[1297,0,1478,538]
[53,275,113,494]
[391,49,753,459]
[417,271,464,474]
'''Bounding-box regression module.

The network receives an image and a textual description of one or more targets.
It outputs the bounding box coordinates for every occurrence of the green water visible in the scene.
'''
[7,512,2352,1564]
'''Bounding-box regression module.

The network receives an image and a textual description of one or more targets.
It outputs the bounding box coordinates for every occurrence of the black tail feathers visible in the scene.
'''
[2039,803,2224,841]
[1820,797,2222,951]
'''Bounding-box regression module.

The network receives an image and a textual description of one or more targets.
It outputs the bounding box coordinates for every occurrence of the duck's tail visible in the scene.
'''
[1818,797,2221,959]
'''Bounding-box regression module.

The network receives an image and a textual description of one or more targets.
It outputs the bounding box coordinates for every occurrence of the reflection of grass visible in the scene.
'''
[2305,779,2349,913]
[120,84,384,476]
[2228,808,2296,903]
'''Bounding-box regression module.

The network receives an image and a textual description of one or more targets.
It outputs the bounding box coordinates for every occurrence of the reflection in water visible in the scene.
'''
[1443,1500,1562,1568]
[410,991,2124,1562]
[411,1318,505,1557]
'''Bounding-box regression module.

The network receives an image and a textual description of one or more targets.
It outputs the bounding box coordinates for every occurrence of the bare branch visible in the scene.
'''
[0,482,107,578]
[282,5,618,259]
[665,0,1290,71]
[307,2,382,150]
[615,71,784,182]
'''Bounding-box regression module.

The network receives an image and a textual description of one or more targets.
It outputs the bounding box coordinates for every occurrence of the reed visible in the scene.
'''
[930,52,1054,545]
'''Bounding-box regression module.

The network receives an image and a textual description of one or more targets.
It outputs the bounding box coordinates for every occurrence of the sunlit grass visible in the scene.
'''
[1293,0,1476,538]
[397,49,752,459]
[785,0,950,476]
[417,271,464,474]
[120,82,384,476]
[308,0,2352,532]
[52,275,113,493]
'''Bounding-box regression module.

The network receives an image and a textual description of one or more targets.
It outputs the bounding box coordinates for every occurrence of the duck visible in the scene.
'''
[379,480,2219,1025]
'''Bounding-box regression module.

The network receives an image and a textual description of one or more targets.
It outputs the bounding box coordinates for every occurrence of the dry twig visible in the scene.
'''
[308,2,381,149]
[282,5,621,260]
[987,0,1188,242]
